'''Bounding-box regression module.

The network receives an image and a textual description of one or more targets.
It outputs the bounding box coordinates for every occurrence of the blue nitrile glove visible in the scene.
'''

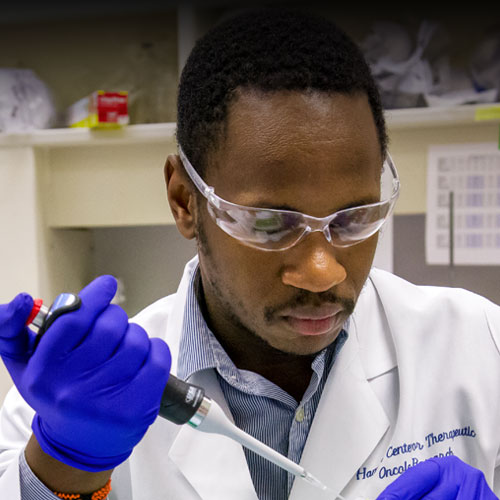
[0,275,172,472]
[376,456,498,499]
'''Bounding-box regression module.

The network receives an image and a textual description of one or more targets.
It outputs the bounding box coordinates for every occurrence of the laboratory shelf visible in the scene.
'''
[386,102,500,129]
[0,102,499,148]
[0,122,177,148]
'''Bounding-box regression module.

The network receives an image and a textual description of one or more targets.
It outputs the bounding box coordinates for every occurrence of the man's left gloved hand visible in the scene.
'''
[376,456,498,499]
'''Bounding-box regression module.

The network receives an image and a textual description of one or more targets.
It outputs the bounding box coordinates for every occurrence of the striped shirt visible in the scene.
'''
[19,265,347,500]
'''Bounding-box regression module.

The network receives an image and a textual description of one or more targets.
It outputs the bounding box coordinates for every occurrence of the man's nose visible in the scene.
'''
[280,233,347,292]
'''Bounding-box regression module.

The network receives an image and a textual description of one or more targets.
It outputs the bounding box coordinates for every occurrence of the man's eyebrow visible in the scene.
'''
[336,196,381,210]
[250,197,381,213]
[258,203,298,211]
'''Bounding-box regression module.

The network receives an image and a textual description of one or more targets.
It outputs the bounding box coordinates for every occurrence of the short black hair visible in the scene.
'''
[177,7,387,176]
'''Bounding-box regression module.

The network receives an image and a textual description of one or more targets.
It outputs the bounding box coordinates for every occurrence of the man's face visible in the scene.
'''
[195,90,382,357]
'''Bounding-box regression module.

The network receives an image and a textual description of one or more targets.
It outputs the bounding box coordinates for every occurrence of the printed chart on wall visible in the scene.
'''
[426,142,500,265]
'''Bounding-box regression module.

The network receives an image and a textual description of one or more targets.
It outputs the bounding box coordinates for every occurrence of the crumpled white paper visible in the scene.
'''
[360,21,499,108]
[0,68,56,133]
[361,21,438,108]
[469,30,500,94]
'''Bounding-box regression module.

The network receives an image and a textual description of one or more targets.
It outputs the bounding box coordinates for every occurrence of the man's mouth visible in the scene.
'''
[281,305,345,336]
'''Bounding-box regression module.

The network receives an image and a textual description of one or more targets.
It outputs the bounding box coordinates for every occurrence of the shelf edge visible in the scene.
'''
[386,103,500,129]
[0,122,178,148]
[1,103,499,147]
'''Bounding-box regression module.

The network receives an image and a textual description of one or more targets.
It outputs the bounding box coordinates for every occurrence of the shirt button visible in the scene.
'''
[295,406,305,422]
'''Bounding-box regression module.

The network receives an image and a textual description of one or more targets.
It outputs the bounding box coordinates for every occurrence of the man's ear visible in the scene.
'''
[164,154,196,240]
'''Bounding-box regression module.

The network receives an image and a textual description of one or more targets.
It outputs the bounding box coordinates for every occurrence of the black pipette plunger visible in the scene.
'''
[26,293,208,427]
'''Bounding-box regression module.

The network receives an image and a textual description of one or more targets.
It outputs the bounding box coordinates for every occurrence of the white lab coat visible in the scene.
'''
[0,256,499,500]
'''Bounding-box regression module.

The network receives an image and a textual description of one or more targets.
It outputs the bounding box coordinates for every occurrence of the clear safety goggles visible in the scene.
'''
[178,146,400,251]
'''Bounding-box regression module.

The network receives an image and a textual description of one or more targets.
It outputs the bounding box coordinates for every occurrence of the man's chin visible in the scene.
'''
[266,332,341,358]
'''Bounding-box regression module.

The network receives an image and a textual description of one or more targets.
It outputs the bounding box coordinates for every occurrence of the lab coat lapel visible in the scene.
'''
[165,257,256,499]
[168,369,258,500]
[290,275,394,499]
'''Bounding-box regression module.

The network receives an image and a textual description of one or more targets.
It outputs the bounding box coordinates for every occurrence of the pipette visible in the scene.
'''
[27,293,331,491]
[165,385,329,489]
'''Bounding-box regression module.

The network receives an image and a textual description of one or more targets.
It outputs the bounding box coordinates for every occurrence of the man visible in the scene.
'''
[0,8,499,500]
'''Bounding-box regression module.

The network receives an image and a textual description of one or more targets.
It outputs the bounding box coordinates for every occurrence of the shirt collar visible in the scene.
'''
[177,267,217,380]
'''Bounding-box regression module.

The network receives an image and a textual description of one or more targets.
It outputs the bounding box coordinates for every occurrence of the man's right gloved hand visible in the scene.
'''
[0,275,172,472]
[376,456,498,499]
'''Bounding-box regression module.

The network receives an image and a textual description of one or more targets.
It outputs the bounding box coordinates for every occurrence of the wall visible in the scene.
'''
[92,225,197,316]
[394,215,500,305]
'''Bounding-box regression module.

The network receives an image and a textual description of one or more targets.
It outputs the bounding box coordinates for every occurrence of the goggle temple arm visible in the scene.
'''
[178,146,222,209]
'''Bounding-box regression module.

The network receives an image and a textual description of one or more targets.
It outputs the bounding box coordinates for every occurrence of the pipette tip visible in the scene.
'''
[300,472,370,500]
[301,470,331,491]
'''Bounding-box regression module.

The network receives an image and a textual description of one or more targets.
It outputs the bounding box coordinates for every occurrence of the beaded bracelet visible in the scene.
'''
[53,478,111,500]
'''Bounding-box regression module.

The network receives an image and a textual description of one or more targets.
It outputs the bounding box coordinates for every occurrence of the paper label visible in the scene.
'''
[426,142,500,265]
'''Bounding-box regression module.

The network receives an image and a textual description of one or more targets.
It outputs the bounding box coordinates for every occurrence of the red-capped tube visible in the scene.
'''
[25,299,43,326]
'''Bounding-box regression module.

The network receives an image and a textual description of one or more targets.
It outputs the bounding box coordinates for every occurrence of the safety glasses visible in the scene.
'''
[178,146,400,251]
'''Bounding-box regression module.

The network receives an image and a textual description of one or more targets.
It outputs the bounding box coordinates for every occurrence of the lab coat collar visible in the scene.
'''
[352,270,398,381]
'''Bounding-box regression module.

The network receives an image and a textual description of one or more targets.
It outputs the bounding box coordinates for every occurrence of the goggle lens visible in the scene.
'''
[208,205,306,250]
[328,202,392,247]
[208,199,394,251]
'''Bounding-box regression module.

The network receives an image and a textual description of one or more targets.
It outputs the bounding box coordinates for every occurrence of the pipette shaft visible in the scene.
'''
[191,396,309,478]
